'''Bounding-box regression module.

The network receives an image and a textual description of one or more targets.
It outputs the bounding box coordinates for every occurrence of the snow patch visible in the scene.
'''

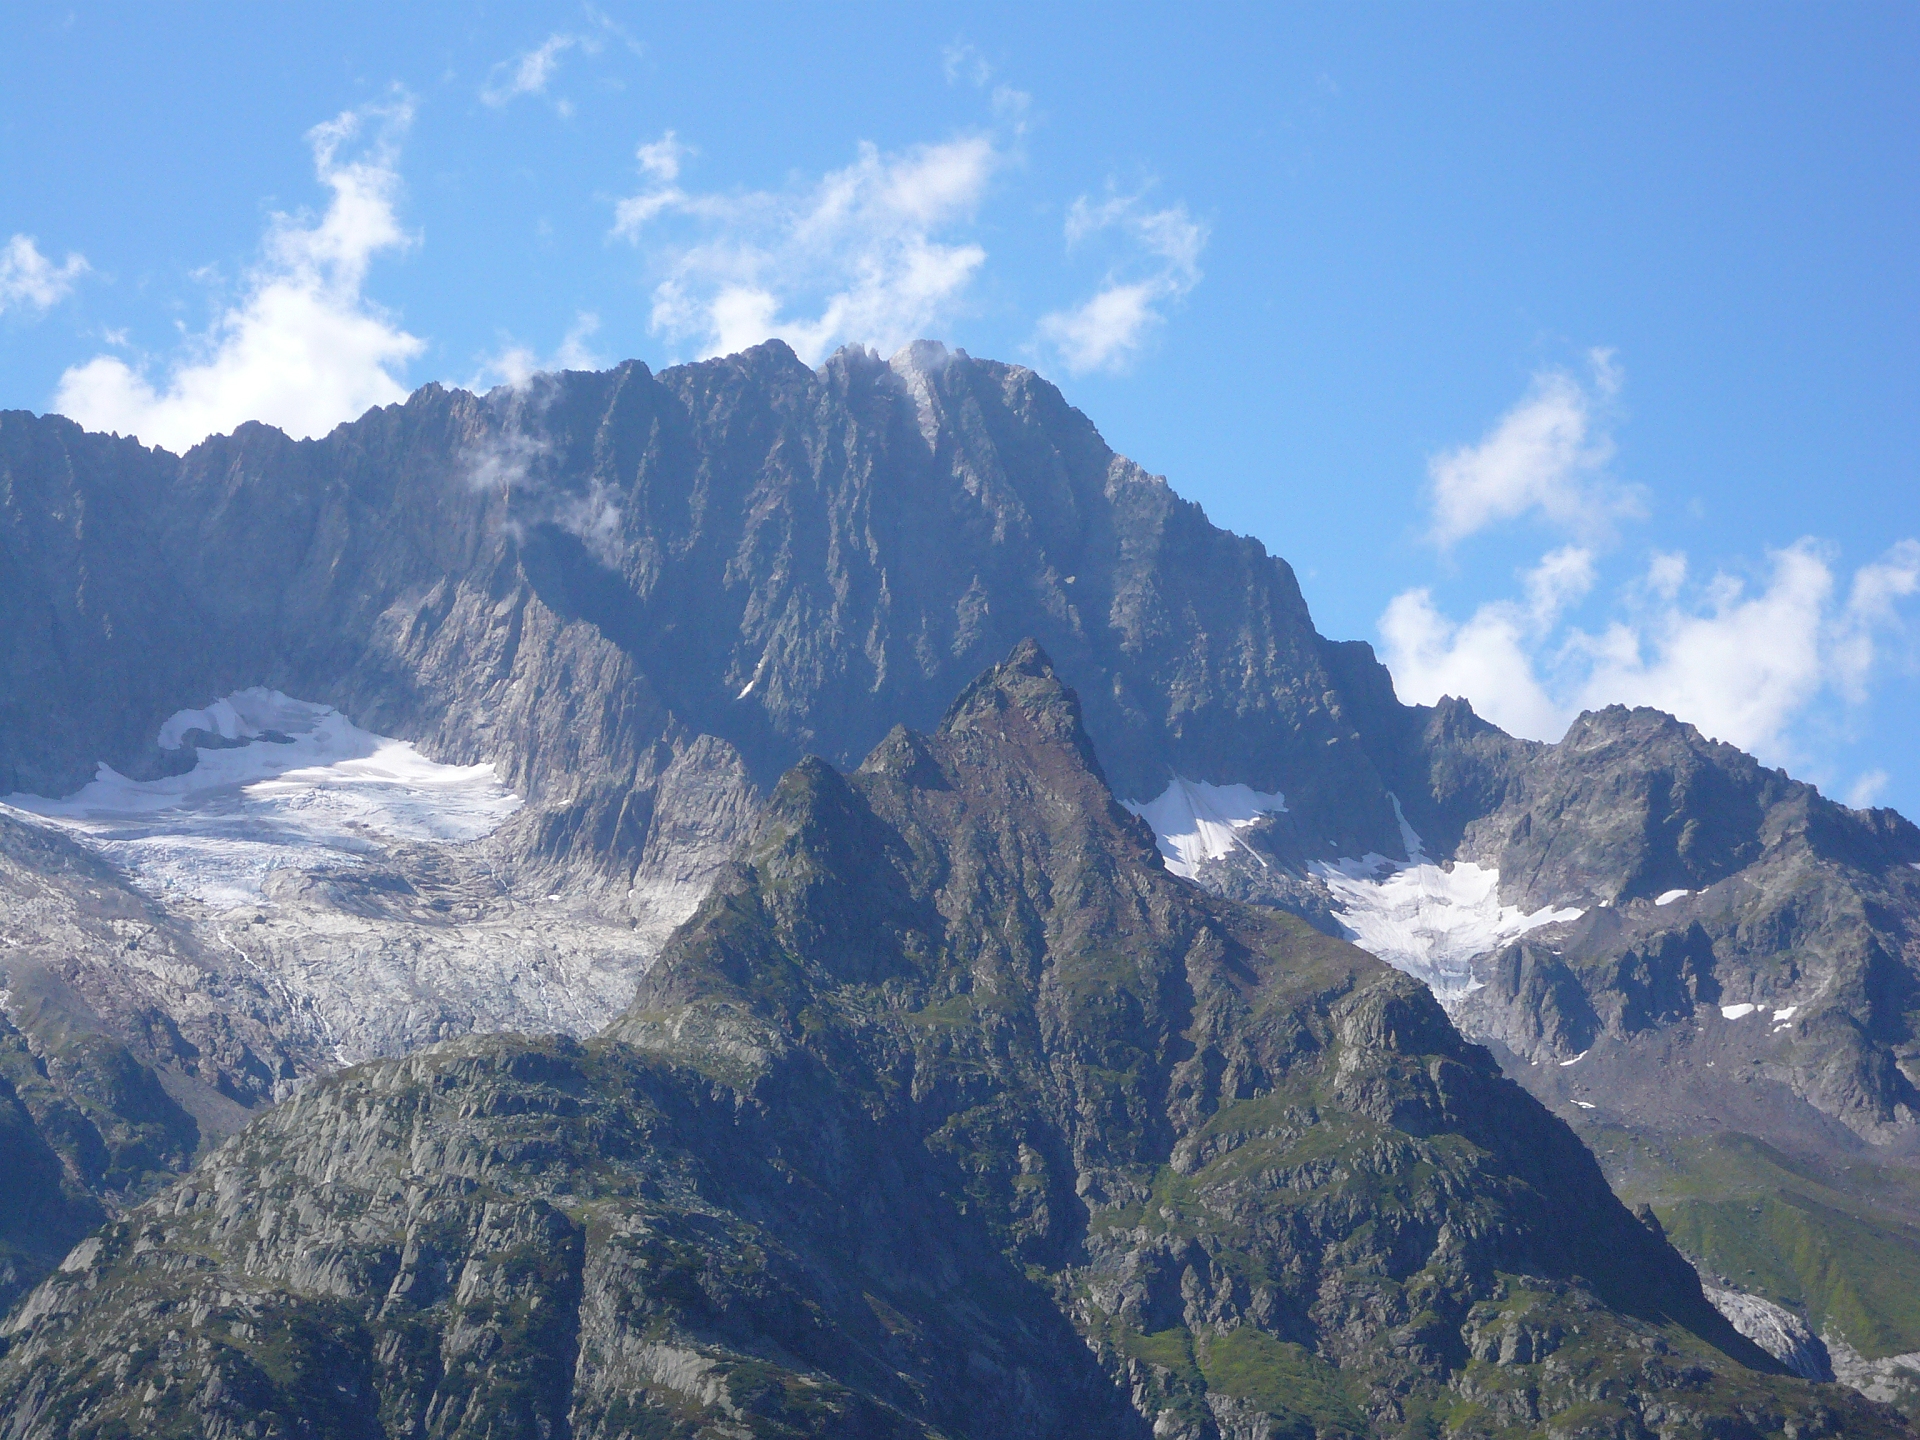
[1721,1003,1759,1020]
[1123,780,1582,1004]
[1312,850,1583,1001]
[1121,777,1287,881]
[1389,792,1425,862]
[1572,1100,1596,1109]
[1772,1005,1798,1023]
[1,689,521,908]
[1560,1051,1588,1067]
[1655,888,1691,906]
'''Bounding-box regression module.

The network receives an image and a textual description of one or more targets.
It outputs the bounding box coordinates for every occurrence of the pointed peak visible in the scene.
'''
[933,641,1110,785]
[939,639,1061,726]
[1000,636,1056,678]
[887,338,955,376]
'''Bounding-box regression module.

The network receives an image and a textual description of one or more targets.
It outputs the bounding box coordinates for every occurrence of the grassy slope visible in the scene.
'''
[1594,1122,1920,1359]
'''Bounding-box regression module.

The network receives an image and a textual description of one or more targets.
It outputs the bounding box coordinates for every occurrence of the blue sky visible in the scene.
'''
[4,3,1917,815]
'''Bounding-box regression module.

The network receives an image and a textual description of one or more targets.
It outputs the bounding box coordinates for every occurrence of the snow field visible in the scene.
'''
[1,688,520,907]
[1123,775,1584,1002]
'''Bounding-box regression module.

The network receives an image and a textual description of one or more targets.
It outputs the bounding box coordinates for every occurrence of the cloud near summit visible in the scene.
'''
[1380,362,1920,779]
[1036,190,1208,375]
[612,130,1000,365]
[52,99,422,454]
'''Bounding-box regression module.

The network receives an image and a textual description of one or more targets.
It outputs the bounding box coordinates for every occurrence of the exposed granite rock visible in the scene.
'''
[1825,1330,1920,1413]
[1,646,1899,1438]
[1704,1286,1832,1382]
[0,341,1431,1317]
[0,343,1413,855]
[1441,704,1920,1149]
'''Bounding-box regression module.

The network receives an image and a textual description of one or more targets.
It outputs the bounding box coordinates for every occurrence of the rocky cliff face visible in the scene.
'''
[0,340,1411,851]
[0,340,1436,1319]
[1400,702,1920,1142]
[2,646,1899,1439]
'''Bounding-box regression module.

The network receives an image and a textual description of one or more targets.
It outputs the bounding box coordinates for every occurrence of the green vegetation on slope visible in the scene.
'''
[1598,1125,1920,1359]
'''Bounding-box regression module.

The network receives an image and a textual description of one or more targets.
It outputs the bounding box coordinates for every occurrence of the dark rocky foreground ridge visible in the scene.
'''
[2,646,1902,1439]
[2,340,1920,1402]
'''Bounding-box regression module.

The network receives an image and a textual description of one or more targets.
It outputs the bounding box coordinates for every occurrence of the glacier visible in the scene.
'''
[1311,851,1584,1001]
[1124,775,1582,1002]
[1,688,521,907]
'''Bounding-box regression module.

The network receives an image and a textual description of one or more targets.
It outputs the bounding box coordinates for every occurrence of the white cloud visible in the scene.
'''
[489,34,572,102]
[1574,542,1836,753]
[636,131,687,184]
[942,41,992,88]
[1847,769,1891,809]
[1380,539,1920,761]
[482,32,598,111]
[1378,547,1593,741]
[474,312,606,390]
[1036,192,1207,374]
[614,131,999,364]
[52,100,423,453]
[1426,352,1642,547]
[1380,589,1569,741]
[479,10,637,111]
[0,234,88,314]
[1523,543,1597,624]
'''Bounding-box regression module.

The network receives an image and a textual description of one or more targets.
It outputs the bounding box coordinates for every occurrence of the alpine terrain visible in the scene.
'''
[1,340,1918,1431]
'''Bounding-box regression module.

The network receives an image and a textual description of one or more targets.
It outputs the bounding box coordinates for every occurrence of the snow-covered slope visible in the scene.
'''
[1120,777,1287,879]
[2,689,520,908]
[1310,851,1584,1000]
[0,690,657,1089]
[1125,775,1582,1001]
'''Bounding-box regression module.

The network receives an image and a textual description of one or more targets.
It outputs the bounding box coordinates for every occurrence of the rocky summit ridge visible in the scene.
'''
[1,341,1919,1417]
[1,645,1903,1438]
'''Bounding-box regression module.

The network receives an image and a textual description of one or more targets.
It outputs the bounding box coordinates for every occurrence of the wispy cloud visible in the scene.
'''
[53,98,422,452]
[479,10,638,115]
[1036,190,1207,374]
[613,130,1000,363]
[0,235,88,315]
[941,41,992,88]
[1426,352,1642,547]
[473,311,606,390]
[482,32,597,114]
[1847,769,1891,809]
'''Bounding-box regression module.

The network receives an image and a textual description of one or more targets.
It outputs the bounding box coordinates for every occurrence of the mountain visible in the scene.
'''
[3,644,1902,1438]
[2,340,1919,1401]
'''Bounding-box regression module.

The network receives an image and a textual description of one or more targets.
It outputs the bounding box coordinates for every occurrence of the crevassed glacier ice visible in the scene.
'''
[1311,850,1584,1001]
[1,688,521,907]
[1121,777,1287,880]
[1121,776,1581,1002]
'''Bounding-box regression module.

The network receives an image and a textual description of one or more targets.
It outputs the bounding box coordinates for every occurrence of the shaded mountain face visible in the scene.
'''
[3,340,1920,1382]
[3,646,1901,1439]
[0,339,1409,857]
